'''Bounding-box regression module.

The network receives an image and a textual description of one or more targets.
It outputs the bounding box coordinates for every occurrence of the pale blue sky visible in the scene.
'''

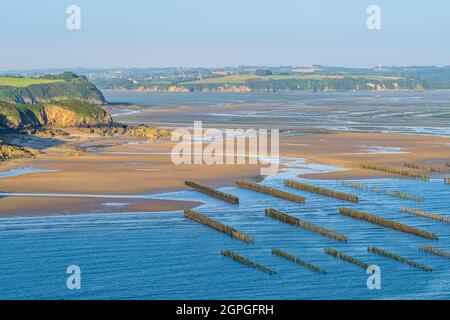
[1,0,449,70]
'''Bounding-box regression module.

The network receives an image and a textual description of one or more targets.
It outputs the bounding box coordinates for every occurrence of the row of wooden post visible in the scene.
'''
[339,207,438,240]
[400,207,450,223]
[284,180,358,202]
[360,163,429,181]
[235,180,305,203]
[184,209,253,243]
[185,180,239,204]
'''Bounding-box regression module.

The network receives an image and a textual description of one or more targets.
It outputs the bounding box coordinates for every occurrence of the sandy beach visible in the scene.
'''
[282,132,450,180]
[2,126,450,216]
[0,131,262,215]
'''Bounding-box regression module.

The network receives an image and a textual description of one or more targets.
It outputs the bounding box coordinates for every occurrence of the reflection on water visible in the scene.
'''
[353,146,409,155]
[0,159,449,299]
[0,167,58,178]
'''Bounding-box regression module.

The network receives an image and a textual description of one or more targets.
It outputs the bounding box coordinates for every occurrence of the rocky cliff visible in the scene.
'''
[0,100,112,129]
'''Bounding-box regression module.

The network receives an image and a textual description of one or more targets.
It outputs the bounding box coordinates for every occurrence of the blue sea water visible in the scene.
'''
[1,92,450,299]
[0,162,449,299]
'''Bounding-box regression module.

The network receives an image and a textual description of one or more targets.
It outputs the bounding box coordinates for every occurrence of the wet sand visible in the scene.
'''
[282,132,450,180]
[0,132,262,215]
[1,129,450,216]
[0,196,199,216]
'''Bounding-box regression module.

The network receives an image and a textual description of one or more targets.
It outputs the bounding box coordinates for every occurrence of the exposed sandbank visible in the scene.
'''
[1,129,450,216]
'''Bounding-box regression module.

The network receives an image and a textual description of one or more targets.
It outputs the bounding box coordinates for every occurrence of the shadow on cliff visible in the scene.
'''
[0,114,6,129]
[0,127,66,151]
[9,133,66,150]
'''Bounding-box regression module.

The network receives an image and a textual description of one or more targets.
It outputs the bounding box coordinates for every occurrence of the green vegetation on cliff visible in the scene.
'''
[0,72,105,104]
[0,72,111,129]
[47,99,111,120]
[0,101,45,128]
[88,65,445,92]
[180,74,422,92]
[0,100,112,129]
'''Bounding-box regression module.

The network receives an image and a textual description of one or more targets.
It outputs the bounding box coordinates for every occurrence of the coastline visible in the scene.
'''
[2,127,450,217]
[0,130,262,216]
[100,88,428,93]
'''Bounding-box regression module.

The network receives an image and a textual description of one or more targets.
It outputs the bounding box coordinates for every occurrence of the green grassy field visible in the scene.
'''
[181,73,403,85]
[0,76,64,87]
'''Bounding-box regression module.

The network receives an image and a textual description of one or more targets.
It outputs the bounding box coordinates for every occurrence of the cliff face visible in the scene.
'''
[0,100,112,129]
[0,72,105,104]
[43,104,112,127]
[0,102,45,128]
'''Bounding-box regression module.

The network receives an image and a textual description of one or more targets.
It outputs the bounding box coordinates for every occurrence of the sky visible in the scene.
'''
[0,0,449,70]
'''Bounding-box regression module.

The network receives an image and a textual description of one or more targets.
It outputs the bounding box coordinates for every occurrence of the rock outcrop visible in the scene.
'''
[0,142,42,161]
[80,124,171,140]
[43,103,112,128]
[125,125,171,139]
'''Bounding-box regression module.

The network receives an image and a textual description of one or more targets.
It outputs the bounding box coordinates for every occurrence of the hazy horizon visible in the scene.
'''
[1,0,449,70]
[2,64,450,74]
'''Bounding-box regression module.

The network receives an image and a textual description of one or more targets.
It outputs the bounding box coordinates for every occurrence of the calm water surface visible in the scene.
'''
[0,161,449,299]
[1,92,449,299]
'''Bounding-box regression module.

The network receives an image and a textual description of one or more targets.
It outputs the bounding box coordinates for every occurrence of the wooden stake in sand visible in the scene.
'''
[400,207,450,223]
[184,209,253,243]
[324,247,370,270]
[221,250,277,275]
[235,180,305,203]
[284,180,358,202]
[368,246,432,272]
[360,163,429,181]
[339,207,438,240]
[271,248,327,274]
[266,208,347,242]
[419,246,450,259]
[185,180,239,204]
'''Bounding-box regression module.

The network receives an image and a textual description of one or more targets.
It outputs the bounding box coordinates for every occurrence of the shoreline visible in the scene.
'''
[101,88,431,93]
[1,128,450,217]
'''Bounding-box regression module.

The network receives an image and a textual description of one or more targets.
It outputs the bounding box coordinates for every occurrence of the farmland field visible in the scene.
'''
[0,76,64,87]
[182,74,403,85]
[182,74,342,84]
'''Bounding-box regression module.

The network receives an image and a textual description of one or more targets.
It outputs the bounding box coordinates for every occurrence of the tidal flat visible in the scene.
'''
[1,91,450,299]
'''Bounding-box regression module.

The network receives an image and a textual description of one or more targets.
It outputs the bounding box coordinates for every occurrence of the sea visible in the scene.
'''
[0,91,449,299]
[105,91,450,137]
